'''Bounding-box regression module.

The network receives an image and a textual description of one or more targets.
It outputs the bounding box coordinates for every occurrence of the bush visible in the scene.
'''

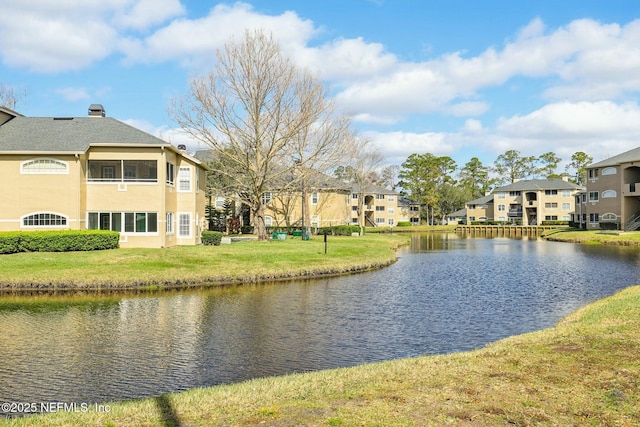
[0,230,119,254]
[318,225,361,236]
[541,220,571,226]
[241,226,254,235]
[201,231,223,246]
[598,222,620,230]
[397,221,412,227]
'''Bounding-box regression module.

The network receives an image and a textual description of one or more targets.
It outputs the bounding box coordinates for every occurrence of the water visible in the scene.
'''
[0,233,639,406]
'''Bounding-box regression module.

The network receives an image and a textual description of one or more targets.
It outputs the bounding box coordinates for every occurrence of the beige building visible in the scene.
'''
[0,105,207,248]
[464,178,583,225]
[243,183,421,231]
[574,146,640,230]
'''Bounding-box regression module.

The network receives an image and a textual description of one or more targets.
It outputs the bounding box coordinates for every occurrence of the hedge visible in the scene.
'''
[201,231,223,246]
[0,230,119,254]
[397,221,412,227]
[317,225,362,236]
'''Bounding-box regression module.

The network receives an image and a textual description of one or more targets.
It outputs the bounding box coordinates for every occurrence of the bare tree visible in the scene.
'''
[0,85,26,110]
[170,30,349,240]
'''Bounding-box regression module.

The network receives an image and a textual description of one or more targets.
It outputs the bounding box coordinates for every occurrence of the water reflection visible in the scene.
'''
[1,234,639,408]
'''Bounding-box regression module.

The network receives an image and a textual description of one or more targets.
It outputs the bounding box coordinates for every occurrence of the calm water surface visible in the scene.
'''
[1,233,639,406]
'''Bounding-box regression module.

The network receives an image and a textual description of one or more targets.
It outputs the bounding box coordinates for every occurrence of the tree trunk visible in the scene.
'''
[254,203,268,241]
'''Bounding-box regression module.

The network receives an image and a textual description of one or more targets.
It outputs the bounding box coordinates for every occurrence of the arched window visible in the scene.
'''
[21,158,68,174]
[602,190,617,198]
[602,167,617,176]
[22,212,68,227]
[601,213,617,221]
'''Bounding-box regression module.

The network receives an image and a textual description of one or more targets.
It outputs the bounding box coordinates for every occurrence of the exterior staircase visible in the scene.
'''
[624,211,640,231]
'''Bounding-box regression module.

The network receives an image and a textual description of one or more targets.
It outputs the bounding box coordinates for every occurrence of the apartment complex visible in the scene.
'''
[573,146,640,231]
[464,178,584,225]
[0,105,207,248]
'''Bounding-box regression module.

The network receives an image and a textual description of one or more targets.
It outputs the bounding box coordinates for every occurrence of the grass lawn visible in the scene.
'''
[0,233,409,290]
[543,228,640,245]
[2,285,639,426]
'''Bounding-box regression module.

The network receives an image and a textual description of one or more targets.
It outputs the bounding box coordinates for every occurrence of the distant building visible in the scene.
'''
[464,178,584,225]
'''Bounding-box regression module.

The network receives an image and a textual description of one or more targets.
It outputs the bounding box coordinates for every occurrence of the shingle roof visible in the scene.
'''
[495,178,582,192]
[0,116,169,153]
[467,194,493,205]
[588,146,640,168]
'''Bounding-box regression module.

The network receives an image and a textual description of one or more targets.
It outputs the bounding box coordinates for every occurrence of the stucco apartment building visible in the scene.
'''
[0,105,207,248]
[573,146,640,231]
[465,178,584,225]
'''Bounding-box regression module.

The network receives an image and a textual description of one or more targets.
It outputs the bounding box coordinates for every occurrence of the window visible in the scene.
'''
[351,218,358,224]
[166,212,174,234]
[589,169,599,179]
[601,213,617,221]
[602,190,617,198]
[352,193,358,200]
[388,195,395,202]
[581,194,587,203]
[589,213,599,223]
[376,206,385,212]
[602,167,617,176]
[562,190,571,197]
[264,216,273,227]
[166,163,175,185]
[376,217,385,224]
[497,192,506,199]
[261,192,272,205]
[22,212,67,227]
[311,192,318,205]
[509,191,521,196]
[545,215,558,221]
[21,159,68,174]
[178,167,191,191]
[498,204,506,212]
[215,197,226,208]
[545,189,558,195]
[87,160,157,183]
[352,206,358,211]
[589,191,599,202]
[387,206,395,214]
[544,202,558,209]
[89,212,156,233]
[388,218,395,226]
[311,215,319,227]
[178,213,191,237]
[562,203,571,211]
[376,194,385,200]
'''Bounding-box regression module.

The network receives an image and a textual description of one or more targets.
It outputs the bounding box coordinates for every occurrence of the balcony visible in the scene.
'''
[624,183,640,196]
[508,209,523,217]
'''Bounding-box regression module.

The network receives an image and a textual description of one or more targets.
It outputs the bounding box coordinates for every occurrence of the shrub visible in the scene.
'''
[241,226,254,235]
[201,231,223,246]
[397,221,412,227]
[541,220,571,226]
[0,230,119,254]
[318,225,361,236]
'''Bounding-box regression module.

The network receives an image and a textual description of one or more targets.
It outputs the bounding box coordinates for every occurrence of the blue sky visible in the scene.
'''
[2,0,640,171]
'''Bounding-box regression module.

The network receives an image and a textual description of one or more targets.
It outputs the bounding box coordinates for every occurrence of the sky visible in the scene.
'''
[2,0,640,172]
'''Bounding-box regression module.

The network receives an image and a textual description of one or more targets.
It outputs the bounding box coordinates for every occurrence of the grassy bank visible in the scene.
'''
[3,285,638,426]
[0,234,408,290]
[543,228,640,245]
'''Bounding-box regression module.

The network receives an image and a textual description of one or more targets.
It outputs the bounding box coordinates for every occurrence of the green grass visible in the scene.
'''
[0,234,409,290]
[4,285,639,426]
[544,229,640,245]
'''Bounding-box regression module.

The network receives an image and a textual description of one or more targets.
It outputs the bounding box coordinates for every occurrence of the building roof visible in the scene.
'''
[352,183,397,195]
[494,178,582,192]
[0,116,170,154]
[588,146,640,168]
[467,194,493,205]
[449,208,466,217]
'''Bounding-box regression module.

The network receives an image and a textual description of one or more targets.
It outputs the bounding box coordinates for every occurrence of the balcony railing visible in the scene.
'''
[508,209,523,217]
[624,183,640,196]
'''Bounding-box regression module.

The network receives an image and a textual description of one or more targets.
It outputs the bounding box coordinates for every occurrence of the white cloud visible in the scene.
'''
[365,130,454,165]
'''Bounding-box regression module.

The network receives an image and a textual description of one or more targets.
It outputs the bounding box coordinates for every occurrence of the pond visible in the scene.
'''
[1,233,639,408]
